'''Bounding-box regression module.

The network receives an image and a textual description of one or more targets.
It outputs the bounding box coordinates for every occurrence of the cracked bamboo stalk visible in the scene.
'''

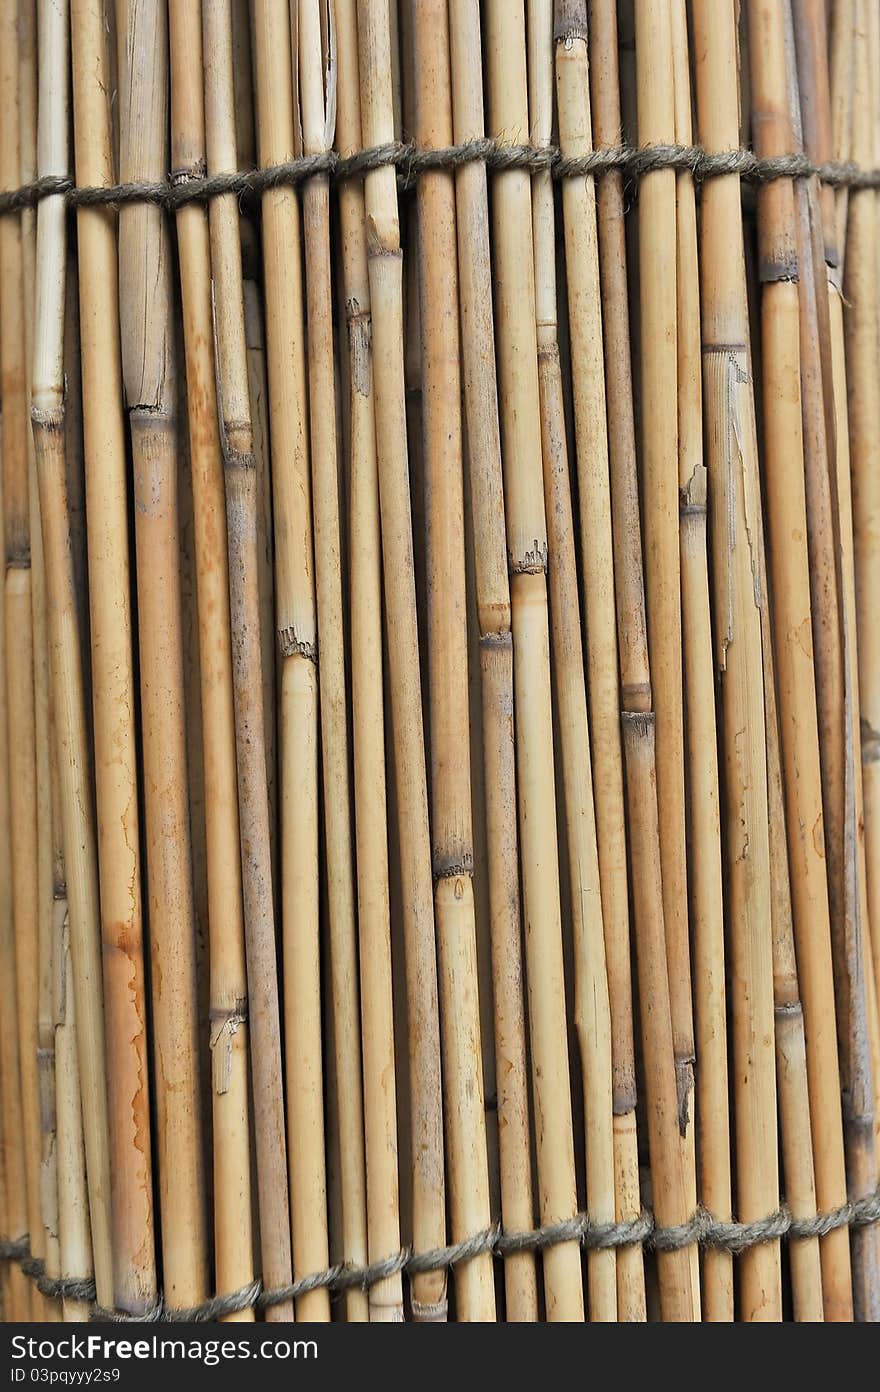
[117,0,208,1312]
[333,0,403,1325]
[485,0,584,1323]
[356,0,447,1322]
[252,0,329,1320]
[299,0,370,1325]
[69,0,156,1316]
[531,0,617,1324]
[669,0,733,1322]
[447,0,537,1322]
[412,0,495,1324]
[1,0,43,1310]
[585,0,648,1321]
[202,0,293,1322]
[169,0,254,1320]
[693,0,781,1323]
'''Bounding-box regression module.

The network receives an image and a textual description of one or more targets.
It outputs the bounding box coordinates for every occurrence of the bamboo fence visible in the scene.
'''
[0,0,879,1324]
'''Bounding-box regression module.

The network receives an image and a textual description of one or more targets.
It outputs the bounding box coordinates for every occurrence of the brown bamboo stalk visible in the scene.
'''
[117,0,208,1311]
[201,0,293,1322]
[667,0,735,1322]
[585,0,648,1321]
[356,0,448,1323]
[168,0,255,1319]
[333,0,404,1325]
[446,0,537,1324]
[1,0,43,1303]
[693,0,781,1322]
[485,0,584,1322]
[526,0,616,1323]
[409,0,496,1324]
[747,0,854,1322]
[69,0,157,1316]
[298,0,370,1325]
[252,0,329,1320]
[845,0,880,1320]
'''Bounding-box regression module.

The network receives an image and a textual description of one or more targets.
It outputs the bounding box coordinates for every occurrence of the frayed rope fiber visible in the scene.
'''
[3,1186,879,1321]
[1,139,879,216]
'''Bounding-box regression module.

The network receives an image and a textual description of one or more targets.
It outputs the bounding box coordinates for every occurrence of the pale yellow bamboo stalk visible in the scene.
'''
[357,0,448,1322]
[693,0,781,1322]
[485,0,583,1322]
[298,0,370,1325]
[252,0,329,1320]
[117,0,207,1311]
[447,0,537,1322]
[526,0,616,1324]
[201,0,293,1322]
[333,0,403,1324]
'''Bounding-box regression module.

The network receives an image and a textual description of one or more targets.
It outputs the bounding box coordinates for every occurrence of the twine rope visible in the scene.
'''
[1,139,879,216]
[3,1186,879,1321]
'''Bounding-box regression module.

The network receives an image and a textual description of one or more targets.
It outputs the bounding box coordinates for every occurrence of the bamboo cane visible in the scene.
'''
[844,0,880,1320]
[298,0,370,1325]
[69,0,157,1316]
[333,0,404,1325]
[447,0,537,1323]
[667,0,734,1322]
[356,0,448,1322]
[748,0,853,1323]
[117,0,208,1311]
[201,0,293,1322]
[484,0,584,1322]
[585,0,649,1322]
[252,0,330,1320]
[1,0,43,1308]
[693,0,781,1322]
[168,0,255,1319]
[411,0,495,1324]
[526,0,617,1324]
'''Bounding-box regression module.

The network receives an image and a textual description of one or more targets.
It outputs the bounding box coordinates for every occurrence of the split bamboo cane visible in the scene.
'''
[485,0,583,1322]
[748,0,853,1323]
[412,0,495,1324]
[333,0,404,1325]
[54,887,93,1325]
[201,0,294,1322]
[168,0,255,1319]
[530,0,617,1324]
[69,0,156,1316]
[693,0,781,1323]
[252,0,329,1320]
[299,0,370,1325]
[667,0,734,1322]
[585,0,648,1321]
[117,0,207,1311]
[356,0,447,1322]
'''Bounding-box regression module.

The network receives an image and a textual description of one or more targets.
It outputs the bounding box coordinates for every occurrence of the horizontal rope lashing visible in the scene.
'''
[0,139,878,216]
[3,1185,879,1321]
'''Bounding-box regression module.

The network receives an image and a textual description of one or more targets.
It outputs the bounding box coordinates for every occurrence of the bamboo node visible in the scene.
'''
[432,852,475,881]
[277,626,318,663]
[510,541,548,575]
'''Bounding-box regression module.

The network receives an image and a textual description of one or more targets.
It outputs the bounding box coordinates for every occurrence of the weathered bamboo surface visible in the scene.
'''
[0,0,879,1324]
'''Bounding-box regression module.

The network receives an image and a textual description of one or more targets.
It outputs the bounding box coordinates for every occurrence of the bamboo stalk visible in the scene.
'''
[356,0,448,1323]
[485,0,583,1322]
[411,0,495,1324]
[201,0,293,1322]
[299,0,370,1325]
[117,0,207,1311]
[529,0,617,1324]
[447,0,537,1323]
[693,0,781,1322]
[747,0,853,1323]
[333,0,403,1325]
[585,0,648,1322]
[168,0,254,1319]
[252,0,329,1320]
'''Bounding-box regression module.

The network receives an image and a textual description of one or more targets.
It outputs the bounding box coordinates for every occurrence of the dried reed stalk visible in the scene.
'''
[694,0,781,1322]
